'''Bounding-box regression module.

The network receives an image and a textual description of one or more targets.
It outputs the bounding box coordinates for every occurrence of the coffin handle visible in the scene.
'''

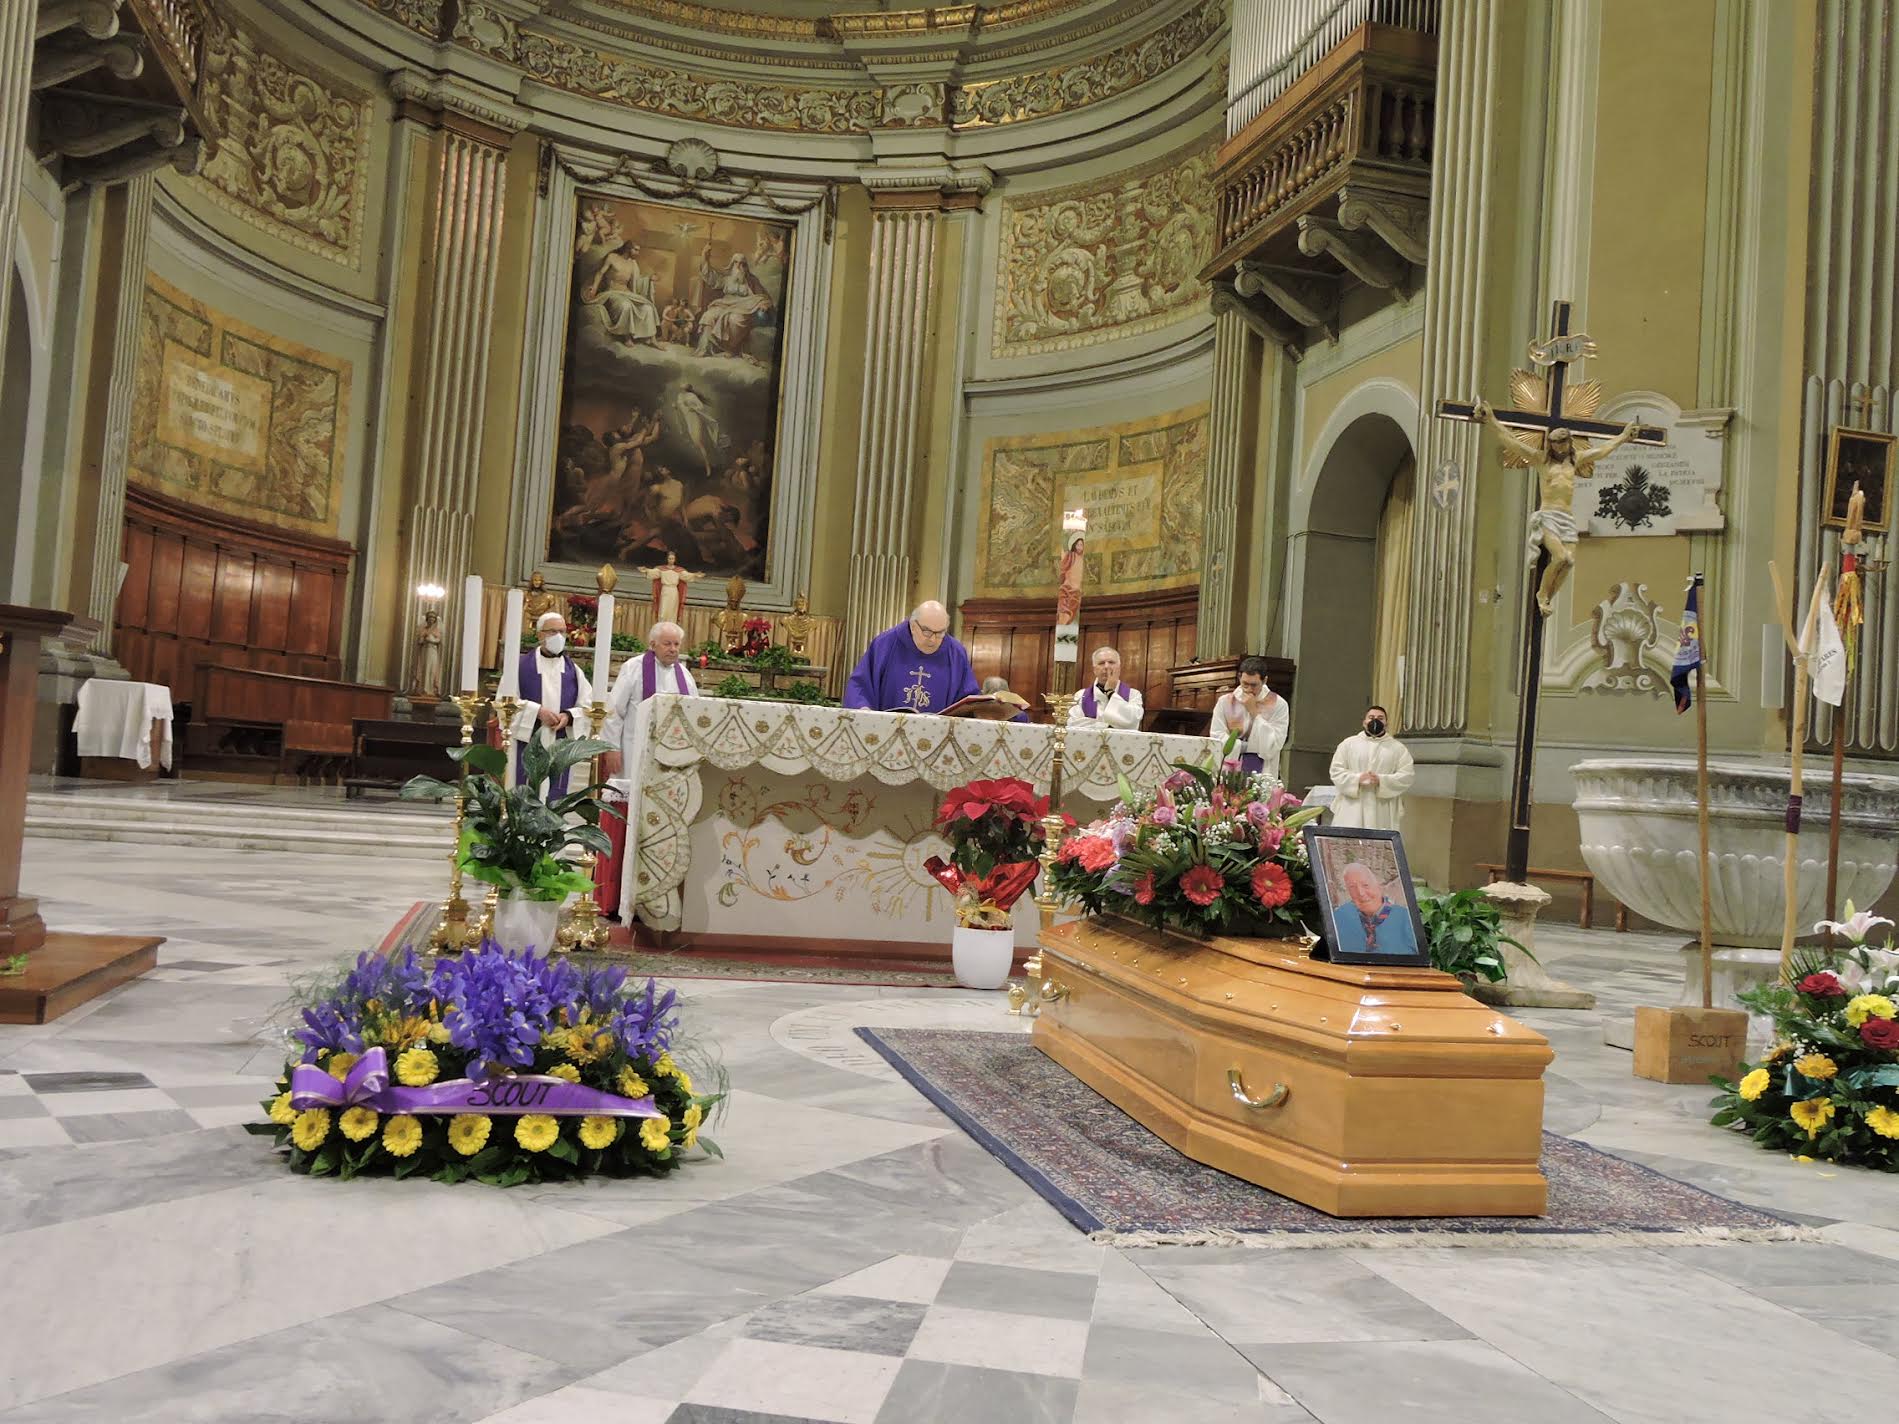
[1228,1069,1289,1111]
[1038,979,1069,1004]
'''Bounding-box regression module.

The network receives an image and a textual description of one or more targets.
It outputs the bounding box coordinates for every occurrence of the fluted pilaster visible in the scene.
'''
[1197,307,1250,654]
[842,203,941,660]
[85,173,155,651]
[1405,0,1500,733]
[399,119,509,695]
[0,1,31,356]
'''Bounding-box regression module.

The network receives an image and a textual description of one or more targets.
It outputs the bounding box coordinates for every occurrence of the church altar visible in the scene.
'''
[623,694,1212,951]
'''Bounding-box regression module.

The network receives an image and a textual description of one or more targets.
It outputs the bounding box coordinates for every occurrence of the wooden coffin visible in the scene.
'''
[1032,916,1553,1218]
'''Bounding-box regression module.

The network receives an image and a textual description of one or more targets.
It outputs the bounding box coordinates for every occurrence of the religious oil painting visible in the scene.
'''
[545,193,795,578]
[1823,426,1893,535]
[1303,826,1428,967]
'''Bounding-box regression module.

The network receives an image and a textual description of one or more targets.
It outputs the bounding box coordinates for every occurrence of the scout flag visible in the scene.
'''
[1671,576,1703,714]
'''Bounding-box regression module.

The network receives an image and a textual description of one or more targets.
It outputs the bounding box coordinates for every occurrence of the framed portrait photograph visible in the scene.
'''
[1302,827,1430,968]
[1822,426,1893,534]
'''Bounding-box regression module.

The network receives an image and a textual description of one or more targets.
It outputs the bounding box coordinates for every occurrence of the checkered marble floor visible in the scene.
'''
[6,826,1899,1423]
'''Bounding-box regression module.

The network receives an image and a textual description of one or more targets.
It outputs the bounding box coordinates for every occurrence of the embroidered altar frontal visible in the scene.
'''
[625,696,1212,952]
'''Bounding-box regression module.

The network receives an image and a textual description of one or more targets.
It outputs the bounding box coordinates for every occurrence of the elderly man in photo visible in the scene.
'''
[508,611,593,798]
[1209,655,1289,781]
[843,600,979,713]
[601,621,697,779]
[1329,861,1419,958]
[1328,704,1416,831]
[1068,647,1144,730]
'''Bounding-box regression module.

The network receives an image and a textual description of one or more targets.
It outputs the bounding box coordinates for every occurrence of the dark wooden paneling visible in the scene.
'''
[147,532,183,630]
[253,561,293,650]
[119,524,153,628]
[289,566,331,656]
[211,549,255,645]
[959,589,1198,725]
[178,543,217,640]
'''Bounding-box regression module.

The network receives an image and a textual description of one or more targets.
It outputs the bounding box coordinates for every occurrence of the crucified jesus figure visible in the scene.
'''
[1475,400,1640,617]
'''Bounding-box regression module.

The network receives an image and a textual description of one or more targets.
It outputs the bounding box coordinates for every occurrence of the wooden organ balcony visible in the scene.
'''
[1203,21,1437,355]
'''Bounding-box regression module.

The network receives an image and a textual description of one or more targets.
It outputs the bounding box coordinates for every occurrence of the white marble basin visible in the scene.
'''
[1571,756,1899,946]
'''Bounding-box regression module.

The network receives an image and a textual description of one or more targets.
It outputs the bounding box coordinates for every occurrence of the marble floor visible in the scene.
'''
[4,834,1899,1424]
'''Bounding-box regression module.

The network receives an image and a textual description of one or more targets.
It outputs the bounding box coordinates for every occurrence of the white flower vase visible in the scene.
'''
[952,926,1016,990]
[490,893,567,955]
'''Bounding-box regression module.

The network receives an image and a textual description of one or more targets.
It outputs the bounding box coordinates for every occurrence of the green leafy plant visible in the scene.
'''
[401,736,614,901]
[611,632,645,653]
[0,953,25,978]
[1414,886,1525,983]
[709,674,755,699]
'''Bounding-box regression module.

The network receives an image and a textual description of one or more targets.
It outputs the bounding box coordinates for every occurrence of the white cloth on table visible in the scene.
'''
[74,680,173,770]
[1327,731,1416,831]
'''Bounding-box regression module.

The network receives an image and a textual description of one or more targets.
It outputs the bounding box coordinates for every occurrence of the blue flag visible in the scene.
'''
[1671,578,1702,714]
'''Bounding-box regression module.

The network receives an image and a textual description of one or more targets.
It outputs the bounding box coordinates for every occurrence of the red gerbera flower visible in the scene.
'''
[1133,872,1157,905]
[1250,861,1292,908]
[1180,864,1225,906]
[1075,835,1119,873]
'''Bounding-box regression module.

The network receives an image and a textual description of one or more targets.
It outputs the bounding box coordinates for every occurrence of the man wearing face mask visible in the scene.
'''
[508,611,594,798]
[1327,704,1415,831]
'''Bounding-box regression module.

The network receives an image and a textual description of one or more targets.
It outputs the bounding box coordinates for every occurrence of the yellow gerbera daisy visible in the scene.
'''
[639,1115,671,1153]
[1761,1041,1793,1065]
[1790,1098,1836,1138]
[1845,994,1897,1027]
[326,1051,359,1081]
[547,1064,581,1083]
[653,1052,678,1078]
[395,1047,440,1087]
[447,1113,492,1156]
[1737,1068,1771,1102]
[1794,1054,1838,1081]
[682,1102,704,1149]
[427,1022,453,1045]
[514,1115,559,1152]
[268,1092,297,1125]
[374,1015,431,1052]
[291,1108,331,1151]
[339,1106,380,1142]
[578,1116,618,1150]
[618,1068,649,1098]
[382,1114,423,1157]
[1865,1105,1899,1140]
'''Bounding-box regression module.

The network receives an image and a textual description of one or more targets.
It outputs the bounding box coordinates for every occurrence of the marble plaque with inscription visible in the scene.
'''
[1577,393,1730,537]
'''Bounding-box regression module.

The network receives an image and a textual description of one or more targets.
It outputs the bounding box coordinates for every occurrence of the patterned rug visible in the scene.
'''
[382,902,962,987]
[857,1027,1804,1247]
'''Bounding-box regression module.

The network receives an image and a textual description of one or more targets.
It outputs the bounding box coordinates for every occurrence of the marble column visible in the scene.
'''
[390,77,512,696]
[842,198,942,661]
[1196,307,1250,655]
[83,173,154,651]
[0,0,34,358]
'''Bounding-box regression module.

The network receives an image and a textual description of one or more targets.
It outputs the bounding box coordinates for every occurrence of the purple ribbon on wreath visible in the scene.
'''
[288,1047,664,1119]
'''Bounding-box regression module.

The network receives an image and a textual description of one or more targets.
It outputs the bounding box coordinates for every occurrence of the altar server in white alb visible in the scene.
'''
[509,612,594,797]
[601,621,698,778]
[1327,704,1415,831]
[1067,646,1144,731]
[1210,656,1289,781]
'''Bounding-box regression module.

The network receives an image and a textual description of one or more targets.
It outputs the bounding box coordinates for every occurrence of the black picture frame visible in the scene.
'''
[1822,425,1893,535]
[1302,826,1431,968]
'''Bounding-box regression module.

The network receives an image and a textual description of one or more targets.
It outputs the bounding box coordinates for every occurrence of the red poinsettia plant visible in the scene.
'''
[925,776,1067,929]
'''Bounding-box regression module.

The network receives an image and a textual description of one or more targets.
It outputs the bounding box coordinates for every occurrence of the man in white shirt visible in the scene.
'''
[1328,704,1416,831]
[1209,655,1289,781]
[508,611,594,797]
[601,620,698,778]
[1068,646,1144,731]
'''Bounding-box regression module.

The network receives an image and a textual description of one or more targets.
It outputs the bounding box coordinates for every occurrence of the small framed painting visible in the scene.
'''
[1302,826,1430,968]
[1822,426,1893,535]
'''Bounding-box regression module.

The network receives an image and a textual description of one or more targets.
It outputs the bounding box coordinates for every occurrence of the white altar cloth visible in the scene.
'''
[74,680,174,770]
[624,695,1214,947]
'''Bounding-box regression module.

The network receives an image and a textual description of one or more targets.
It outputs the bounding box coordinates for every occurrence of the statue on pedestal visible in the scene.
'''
[522,571,559,627]
[638,551,703,627]
[410,608,444,699]
[717,575,748,654]
[782,593,813,660]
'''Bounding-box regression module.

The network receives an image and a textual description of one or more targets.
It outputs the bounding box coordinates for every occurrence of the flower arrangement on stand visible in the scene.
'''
[248,943,723,1185]
[925,777,1066,988]
[1045,751,1323,938]
[1709,905,1899,1171]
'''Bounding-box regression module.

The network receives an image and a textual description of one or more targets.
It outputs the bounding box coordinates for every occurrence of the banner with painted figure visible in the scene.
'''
[546,195,794,580]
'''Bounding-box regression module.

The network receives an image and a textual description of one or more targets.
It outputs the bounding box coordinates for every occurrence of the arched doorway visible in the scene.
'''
[1284,407,1416,792]
[0,267,33,601]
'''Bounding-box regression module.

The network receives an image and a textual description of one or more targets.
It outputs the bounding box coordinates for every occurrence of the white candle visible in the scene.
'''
[592,591,614,698]
[459,574,483,692]
[497,588,524,698]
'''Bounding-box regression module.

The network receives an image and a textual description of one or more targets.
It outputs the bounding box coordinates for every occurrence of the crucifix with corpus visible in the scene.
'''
[1435,299,1670,882]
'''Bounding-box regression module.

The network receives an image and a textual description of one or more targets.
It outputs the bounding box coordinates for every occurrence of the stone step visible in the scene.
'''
[23,792,452,859]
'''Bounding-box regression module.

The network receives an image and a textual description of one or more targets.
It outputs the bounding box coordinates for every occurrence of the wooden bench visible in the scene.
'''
[1477,863,1627,931]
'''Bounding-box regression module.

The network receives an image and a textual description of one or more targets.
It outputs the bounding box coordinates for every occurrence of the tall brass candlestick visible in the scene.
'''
[492,694,521,790]
[1012,687,1080,1012]
[557,699,613,953]
[428,691,486,955]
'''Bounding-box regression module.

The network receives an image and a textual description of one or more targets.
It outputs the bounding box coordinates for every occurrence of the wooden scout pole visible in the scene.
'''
[1693,577,1713,1010]
[1768,562,1829,980]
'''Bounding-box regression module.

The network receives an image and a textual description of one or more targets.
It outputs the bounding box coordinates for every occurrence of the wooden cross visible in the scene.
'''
[1431,300,1669,884]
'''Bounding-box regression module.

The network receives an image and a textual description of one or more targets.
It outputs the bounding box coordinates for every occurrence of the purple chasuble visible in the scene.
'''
[843,622,979,713]
[640,652,691,698]
[1080,681,1134,720]
[516,651,583,797]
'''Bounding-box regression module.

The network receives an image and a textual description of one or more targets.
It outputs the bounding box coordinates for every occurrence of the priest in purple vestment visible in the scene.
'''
[508,611,595,798]
[1066,646,1144,731]
[844,601,979,713]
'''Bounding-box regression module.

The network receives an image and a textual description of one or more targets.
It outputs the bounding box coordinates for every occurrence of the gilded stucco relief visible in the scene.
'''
[194,15,374,268]
[975,404,1208,598]
[994,140,1216,358]
[128,275,351,534]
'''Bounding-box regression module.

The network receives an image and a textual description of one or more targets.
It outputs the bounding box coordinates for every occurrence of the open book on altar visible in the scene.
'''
[938,693,1030,721]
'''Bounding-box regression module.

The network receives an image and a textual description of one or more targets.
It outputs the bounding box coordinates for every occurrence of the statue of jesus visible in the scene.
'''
[1475,399,1640,617]
[638,551,703,627]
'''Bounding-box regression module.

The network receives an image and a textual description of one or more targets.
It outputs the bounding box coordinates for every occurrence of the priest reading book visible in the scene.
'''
[843,601,980,713]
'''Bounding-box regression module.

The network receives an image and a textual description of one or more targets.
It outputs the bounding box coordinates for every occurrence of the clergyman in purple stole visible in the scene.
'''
[514,648,586,797]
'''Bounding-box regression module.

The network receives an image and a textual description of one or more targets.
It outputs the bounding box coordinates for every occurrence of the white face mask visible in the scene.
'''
[541,634,565,655]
